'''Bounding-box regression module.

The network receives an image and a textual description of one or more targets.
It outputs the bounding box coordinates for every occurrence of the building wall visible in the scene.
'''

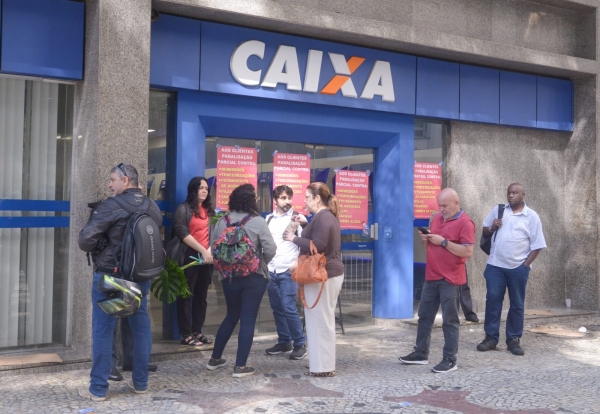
[446,121,571,311]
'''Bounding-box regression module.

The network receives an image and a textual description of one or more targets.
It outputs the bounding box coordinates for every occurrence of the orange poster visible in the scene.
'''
[414,162,442,218]
[216,145,258,211]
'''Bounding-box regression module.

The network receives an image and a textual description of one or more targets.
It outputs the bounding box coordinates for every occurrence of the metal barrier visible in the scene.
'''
[340,250,373,321]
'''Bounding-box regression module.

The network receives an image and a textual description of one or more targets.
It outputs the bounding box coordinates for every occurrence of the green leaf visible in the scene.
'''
[150,259,193,304]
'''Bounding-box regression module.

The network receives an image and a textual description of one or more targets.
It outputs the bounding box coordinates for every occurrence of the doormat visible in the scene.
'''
[524,309,555,316]
[529,326,586,338]
[0,353,63,366]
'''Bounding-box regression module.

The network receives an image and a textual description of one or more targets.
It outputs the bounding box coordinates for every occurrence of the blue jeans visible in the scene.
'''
[211,273,268,367]
[90,272,152,397]
[483,264,530,344]
[267,270,306,347]
[415,279,460,362]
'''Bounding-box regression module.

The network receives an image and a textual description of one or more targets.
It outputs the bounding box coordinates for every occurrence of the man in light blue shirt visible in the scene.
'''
[477,183,546,356]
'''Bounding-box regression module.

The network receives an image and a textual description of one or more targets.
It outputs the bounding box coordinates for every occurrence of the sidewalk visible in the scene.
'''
[1,312,600,413]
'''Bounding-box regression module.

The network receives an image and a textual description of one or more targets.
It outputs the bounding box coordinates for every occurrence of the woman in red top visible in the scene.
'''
[174,177,215,346]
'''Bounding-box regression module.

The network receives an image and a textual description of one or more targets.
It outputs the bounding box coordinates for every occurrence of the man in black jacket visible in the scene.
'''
[78,163,161,401]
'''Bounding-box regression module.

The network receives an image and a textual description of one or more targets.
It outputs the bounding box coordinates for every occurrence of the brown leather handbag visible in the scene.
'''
[292,240,328,309]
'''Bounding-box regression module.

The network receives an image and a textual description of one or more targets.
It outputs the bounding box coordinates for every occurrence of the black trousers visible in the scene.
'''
[456,270,477,320]
[176,249,212,337]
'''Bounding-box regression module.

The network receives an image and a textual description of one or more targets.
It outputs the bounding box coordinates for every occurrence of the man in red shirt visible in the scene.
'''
[399,188,475,373]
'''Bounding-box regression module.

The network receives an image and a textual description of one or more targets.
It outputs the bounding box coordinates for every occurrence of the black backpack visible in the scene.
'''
[113,196,165,282]
[479,204,505,255]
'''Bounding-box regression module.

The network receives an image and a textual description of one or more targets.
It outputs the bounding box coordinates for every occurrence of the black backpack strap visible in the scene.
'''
[493,203,505,242]
[266,214,274,226]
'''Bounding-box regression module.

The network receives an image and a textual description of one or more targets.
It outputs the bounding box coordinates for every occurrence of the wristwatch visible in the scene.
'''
[441,239,448,248]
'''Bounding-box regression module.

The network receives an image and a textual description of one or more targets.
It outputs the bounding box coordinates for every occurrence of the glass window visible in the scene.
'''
[147,90,175,341]
[413,118,449,302]
[0,77,74,349]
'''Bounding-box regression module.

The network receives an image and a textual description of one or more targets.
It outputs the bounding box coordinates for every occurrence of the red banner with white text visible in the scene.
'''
[414,162,442,219]
[272,152,311,213]
[216,145,257,211]
[335,170,369,230]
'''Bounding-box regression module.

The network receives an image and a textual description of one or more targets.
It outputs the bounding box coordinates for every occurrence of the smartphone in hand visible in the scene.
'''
[418,227,430,235]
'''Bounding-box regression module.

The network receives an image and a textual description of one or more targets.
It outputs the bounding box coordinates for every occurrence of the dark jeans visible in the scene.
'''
[483,263,530,344]
[457,270,477,321]
[112,317,133,369]
[414,279,460,363]
[177,253,212,337]
[90,272,152,397]
[211,273,268,367]
[267,270,306,347]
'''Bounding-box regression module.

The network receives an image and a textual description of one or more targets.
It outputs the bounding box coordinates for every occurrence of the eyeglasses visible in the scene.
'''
[117,163,128,178]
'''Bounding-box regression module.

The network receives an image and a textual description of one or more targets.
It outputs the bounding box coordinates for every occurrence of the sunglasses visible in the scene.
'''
[117,163,128,178]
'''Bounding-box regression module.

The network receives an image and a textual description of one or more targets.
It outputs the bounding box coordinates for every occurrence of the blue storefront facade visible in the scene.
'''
[0,0,583,356]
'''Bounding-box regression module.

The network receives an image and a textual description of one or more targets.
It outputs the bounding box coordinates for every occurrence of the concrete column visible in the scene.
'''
[565,76,598,310]
[68,0,152,352]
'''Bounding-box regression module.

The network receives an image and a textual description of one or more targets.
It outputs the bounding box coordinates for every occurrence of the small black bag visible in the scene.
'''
[479,204,505,255]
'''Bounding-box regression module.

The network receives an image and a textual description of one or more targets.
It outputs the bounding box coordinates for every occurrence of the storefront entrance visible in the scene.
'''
[167,90,416,338]
[201,137,375,335]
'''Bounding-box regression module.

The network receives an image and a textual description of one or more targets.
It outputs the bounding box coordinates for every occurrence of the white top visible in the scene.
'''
[483,203,547,269]
[266,209,303,273]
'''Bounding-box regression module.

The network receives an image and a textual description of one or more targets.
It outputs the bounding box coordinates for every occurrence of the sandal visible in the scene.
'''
[193,333,214,345]
[304,371,336,377]
[181,335,201,347]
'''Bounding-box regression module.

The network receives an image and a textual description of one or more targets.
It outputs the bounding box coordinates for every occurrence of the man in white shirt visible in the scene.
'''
[265,185,307,360]
[477,183,546,356]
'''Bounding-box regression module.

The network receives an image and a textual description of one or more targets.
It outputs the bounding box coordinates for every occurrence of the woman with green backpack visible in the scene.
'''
[207,184,276,378]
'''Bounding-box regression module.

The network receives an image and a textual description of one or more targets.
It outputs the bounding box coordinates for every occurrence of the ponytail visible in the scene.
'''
[327,194,339,218]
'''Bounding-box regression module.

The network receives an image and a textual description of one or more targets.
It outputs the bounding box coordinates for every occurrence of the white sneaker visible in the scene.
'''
[78,387,106,401]
[127,380,147,394]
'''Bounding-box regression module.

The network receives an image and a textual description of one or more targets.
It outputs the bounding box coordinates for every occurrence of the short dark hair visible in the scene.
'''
[228,184,259,215]
[272,185,293,201]
[111,163,139,187]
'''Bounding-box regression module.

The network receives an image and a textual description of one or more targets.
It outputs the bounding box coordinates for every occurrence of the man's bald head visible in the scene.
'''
[507,183,525,209]
[437,188,461,220]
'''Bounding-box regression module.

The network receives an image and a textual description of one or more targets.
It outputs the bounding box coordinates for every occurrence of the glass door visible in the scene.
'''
[202,137,375,335]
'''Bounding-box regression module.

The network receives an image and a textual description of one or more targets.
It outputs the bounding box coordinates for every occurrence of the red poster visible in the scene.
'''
[216,145,258,211]
[414,162,442,219]
[272,153,311,212]
[335,170,369,230]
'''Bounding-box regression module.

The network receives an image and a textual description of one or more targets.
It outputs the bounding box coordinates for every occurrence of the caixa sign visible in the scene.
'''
[230,40,394,102]
[200,22,416,114]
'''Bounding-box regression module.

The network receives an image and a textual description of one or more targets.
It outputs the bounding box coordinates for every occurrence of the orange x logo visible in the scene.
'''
[320,55,365,96]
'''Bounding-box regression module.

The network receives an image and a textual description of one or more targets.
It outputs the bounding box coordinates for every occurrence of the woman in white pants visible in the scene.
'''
[284,182,345,377]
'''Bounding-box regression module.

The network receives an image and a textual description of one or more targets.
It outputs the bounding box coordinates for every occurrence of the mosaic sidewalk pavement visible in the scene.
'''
[1,314,600,413]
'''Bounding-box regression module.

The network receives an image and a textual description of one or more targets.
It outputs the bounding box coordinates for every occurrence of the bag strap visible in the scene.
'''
[309,240,318,255]
[240,214,254,226]
[493,203,505,242]
[266,214,273,226]
[299,282,326,310]
[224,214,233,227]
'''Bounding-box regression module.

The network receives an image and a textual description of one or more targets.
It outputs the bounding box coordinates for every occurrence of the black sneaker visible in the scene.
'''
[233,365,256,378]
[477,335,497,352]
[266,342,292,355]
[289,344,307,360]
[108,367,123,382]
[398,351,428,365]
[466,317,480,323]
[507,338,524,356]
[431,358,457,373]
[206,358,227,371]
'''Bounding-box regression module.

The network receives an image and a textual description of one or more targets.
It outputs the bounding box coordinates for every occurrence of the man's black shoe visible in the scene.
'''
[507,338,524,356]
[466,317,479,323]
[476,335,497,352]
[431,358,457,373]
[108,367,123,381]
[122,364,157,372]
[398,351,428,365]
[266,343,293,355]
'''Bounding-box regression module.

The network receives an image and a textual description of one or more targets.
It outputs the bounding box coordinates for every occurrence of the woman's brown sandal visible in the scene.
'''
[181,335,201,346]
[304,371,336,377]
[193,333,213,345]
